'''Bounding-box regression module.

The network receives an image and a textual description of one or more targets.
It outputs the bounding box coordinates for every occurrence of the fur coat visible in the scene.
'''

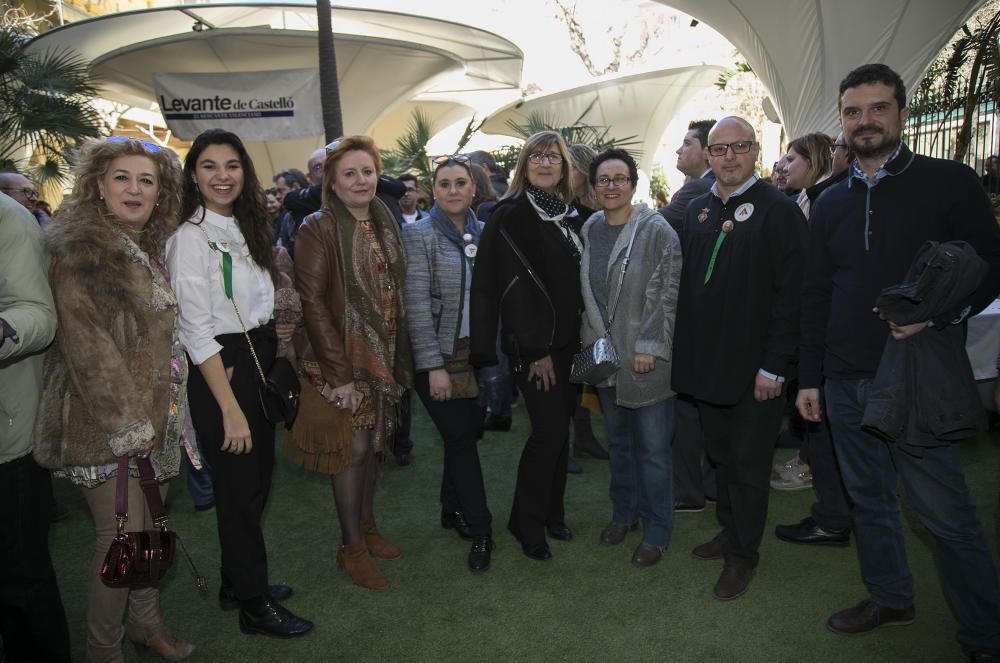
[34,214,185,485]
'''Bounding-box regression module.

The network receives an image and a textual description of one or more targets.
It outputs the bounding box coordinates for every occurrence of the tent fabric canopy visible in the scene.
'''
[26,3,523,176]
[480,65,727,172]
[660,0,986,140]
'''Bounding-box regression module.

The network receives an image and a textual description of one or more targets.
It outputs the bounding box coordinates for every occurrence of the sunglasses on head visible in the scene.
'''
[431,154,470,166]
[106,135,163,152]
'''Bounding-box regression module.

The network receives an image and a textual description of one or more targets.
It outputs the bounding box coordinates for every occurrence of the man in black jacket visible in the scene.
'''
[672,116,807,601]
[797,63,1000,660]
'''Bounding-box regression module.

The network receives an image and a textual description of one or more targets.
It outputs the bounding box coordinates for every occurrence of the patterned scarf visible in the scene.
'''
[525,186,583,259]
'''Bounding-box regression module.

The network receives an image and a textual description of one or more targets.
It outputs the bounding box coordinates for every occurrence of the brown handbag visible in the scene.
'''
[444,337,478,400]
[100,457,205,591]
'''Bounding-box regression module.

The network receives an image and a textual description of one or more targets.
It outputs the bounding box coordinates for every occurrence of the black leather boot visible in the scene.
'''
[239,596,313,638]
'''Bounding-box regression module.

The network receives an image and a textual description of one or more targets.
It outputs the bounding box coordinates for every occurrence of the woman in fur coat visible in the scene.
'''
[34,137,194,662]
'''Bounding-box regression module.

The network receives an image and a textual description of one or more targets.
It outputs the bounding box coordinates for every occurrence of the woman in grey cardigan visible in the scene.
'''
[401,156,494,573]
[579,149,682,567]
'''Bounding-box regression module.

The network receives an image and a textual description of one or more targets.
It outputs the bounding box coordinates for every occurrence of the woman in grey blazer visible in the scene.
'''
[579,149,682,568]
[401,156,494,573]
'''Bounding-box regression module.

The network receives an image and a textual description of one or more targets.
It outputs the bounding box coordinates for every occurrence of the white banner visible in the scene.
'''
[153,69,322,141]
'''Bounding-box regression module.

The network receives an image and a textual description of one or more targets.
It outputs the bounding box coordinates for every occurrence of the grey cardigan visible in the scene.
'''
[401,216,483,371]
[580,203,682,407]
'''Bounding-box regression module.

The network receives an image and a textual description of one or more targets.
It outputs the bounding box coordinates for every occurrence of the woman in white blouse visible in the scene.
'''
[166,129,312,639]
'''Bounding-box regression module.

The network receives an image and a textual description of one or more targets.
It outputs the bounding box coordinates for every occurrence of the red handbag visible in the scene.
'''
[100,457,176,588]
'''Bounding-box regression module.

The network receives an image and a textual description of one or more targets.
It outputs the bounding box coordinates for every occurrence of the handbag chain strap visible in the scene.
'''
[604,220,642,331]
[197,224,268,386]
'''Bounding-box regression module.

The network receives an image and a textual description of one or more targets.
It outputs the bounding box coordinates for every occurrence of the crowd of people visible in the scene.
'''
[1,62,1000,663]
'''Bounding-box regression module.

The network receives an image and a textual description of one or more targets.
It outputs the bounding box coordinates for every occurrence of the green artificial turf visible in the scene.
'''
[49,402,999,662]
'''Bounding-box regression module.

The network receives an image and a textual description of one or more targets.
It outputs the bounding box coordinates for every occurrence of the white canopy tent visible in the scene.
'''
[26,3,522,176]
[480,65,727,173]
[660,0,986,140]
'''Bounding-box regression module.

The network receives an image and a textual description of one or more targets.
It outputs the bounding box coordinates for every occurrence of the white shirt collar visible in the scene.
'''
[710,174,759,202]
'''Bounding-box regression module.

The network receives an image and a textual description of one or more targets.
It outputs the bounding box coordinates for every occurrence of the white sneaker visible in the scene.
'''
[773,453,808,479]
[770,462,813,491]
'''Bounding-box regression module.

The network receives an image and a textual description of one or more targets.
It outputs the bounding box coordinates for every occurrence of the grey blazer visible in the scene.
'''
[401,216,483,372]
[580,203,682,407]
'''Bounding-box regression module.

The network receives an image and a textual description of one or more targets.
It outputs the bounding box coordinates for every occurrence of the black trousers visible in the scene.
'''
[672,394,717,506]
[414,372,492,537]
[698,386,785,569]
[508,347,576,546]
[0,454,71,662]
[188,325,277,601]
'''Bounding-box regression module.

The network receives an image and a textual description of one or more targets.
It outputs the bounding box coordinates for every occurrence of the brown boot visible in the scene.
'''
[130,630,195,661]
[337,543,389,589]
[362,519,402,560]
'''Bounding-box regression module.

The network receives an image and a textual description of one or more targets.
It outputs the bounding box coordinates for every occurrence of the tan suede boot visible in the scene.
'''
[337,543,389,589]
[362,519,402,560]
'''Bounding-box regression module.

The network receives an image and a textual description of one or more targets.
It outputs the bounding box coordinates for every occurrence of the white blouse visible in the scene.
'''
[166,207,274,365]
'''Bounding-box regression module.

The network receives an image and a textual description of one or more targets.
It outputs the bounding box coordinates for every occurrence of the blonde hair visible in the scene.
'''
[58,138,182,260]
[322,135,383,209]
[568,143,598,208]
[503,131,574,203]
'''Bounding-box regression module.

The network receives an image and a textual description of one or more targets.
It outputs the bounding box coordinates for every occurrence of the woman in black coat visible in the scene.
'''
[470,131,583,561]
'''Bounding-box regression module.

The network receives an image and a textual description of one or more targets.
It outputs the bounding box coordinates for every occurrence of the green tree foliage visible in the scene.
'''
[0,16,105,184]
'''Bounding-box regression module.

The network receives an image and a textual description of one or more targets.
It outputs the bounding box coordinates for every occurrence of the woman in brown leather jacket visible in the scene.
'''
[286,136,412,589]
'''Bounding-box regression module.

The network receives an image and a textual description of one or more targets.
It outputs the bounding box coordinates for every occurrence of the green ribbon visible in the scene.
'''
[703,231,728,285]
[209,241,233,300]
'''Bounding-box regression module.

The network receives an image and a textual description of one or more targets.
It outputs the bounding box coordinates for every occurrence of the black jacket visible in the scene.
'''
[861,241,989,454]
[470,195,582,370]
[800,145,1000,388]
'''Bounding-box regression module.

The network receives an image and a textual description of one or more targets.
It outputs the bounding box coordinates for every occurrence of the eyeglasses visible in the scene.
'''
[106,135,162,152]
[595,175,631,189]
[528,152,563,165]
[706,141,756,157]
[432,154,470,165]
[309,162,324,173]
[1,187,38,199]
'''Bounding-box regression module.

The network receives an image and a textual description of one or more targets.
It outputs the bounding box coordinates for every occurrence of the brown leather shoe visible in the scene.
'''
[131,630,195,661]
[692,532,725,560]
[337,543,389,589]
[826,598,915,635]
[713,565,755,601]
[362,519,402,560]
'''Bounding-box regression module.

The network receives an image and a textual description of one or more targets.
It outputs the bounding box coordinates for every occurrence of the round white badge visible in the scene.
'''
[734,203,754,222]
[464,244,478,258]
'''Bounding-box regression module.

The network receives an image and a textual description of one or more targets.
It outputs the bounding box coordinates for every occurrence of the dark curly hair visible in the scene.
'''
[180,129,274,279]
[58,138,183,260]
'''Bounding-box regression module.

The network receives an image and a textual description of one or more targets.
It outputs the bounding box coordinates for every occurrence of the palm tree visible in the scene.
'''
[315,0,343,142]
[0,18,104,185]
[942,7,1000,162]
[504,100,643,157]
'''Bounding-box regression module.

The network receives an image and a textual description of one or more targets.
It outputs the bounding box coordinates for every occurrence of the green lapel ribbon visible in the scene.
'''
[208,241,234,300]
[703,231,728,285]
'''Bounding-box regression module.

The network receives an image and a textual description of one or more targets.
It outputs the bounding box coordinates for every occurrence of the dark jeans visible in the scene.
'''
[394,389,414,456]
[508,348,576,546]
[597,390,676,548]
[672,394,716,506]
[698,387,785,568]
[0,454,71,662]
[183,443,214,509]
[478,334,512,418]
[414,372,492,536]
[188,326,277,601]
[799,391,851,530]
[825,378,1000,651]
